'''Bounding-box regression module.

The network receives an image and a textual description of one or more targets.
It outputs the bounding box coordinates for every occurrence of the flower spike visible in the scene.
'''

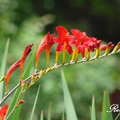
[36,32,54,68]
[20,44,34,77]
[5,60,21,92]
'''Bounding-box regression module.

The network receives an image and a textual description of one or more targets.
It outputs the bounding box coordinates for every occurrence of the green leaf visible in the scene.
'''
[47,102,52,120]
[90,96,96,120]
[0,39,10,100]
[5,87,23,120]
[40,111,44,120]
[30,85,41,120]
[61,107,65,120]
[101,90,113,120]
[61,70,77,120]
[7,45,36,120]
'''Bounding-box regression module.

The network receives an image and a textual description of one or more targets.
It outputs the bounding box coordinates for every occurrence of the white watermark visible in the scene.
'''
[107,104,120,112]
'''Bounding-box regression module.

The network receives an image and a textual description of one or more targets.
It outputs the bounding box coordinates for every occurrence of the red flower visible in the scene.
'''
[54,26,74,63]
[5,60,21,92]
[36,32,54,68]
[54,26,73,54]
[71,29,102,59]
[20,44,34,76]
[0,104,8,120]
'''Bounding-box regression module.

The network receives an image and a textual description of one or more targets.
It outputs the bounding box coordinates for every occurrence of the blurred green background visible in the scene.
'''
[1,0,120,120]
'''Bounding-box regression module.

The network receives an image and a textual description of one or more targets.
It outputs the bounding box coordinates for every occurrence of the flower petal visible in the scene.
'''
[56,26,68,37]
[5,60,21,92]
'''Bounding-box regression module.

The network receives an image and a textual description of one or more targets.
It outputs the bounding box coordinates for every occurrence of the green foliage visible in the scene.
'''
[90,96,96,120]
[40,111,44,120]
[6,45,36,120]
[0,39,10,100]
[101,90,113,120]
[30,85,41,120]
[61,70,78,120]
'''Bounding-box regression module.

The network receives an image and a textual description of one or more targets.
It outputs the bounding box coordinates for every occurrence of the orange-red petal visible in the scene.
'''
[35,32,54,68]
[56,26,68,37]
[5,60,21,91]
[20,44,33,76]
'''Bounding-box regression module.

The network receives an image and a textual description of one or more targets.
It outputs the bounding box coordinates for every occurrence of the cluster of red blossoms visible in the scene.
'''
[5,26,119,92]
[35,25,115,66]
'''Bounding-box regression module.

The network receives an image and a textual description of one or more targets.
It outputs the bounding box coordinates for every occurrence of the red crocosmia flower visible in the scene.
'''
[0,104,8,120]
[54,26,73,54]
[54,26,74,63]
[20,44,34,77]
[36,32,54,68]
[5,60,21,92]
[71,29,102,59]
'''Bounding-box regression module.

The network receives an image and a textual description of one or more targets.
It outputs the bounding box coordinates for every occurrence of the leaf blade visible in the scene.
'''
[61,70,77,120]
[90,96,96,120]
[101,90,113,120]
[30,85,41,120]
[0,39,10,100]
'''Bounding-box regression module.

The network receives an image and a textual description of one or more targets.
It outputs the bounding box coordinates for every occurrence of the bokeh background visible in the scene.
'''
[1,0,120,120]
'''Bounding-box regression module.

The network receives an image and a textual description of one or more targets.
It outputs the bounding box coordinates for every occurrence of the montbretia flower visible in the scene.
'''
[20,44,34,77]
[36,32,54,68]
[5,60,21,92]
[71,29,102,60]
[54,26,74,63]
[0,104,8,120]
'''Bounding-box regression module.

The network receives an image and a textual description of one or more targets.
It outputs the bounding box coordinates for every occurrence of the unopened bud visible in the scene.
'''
[16,100,25,107]
[99,45,107,51]
[20,80,25,90]
[26,82,30,89]
[112,42,120,53]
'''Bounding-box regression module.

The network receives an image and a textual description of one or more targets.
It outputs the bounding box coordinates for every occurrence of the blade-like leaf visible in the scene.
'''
[101,90,113,120]
[61,106,65,120]
[61,70,77,120]
[0,39,10,100]
[47,102,52,120]
[90,96,96,120]
[40,111,44,120]
[7,45,36,120]
[30,85,41,120]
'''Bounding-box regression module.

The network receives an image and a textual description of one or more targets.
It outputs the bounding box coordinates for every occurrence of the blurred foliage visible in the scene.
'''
[1,0,120,120]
